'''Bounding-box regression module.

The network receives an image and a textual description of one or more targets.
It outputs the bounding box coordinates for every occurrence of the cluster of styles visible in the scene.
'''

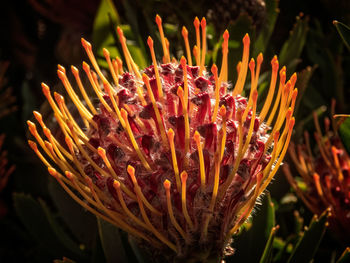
[27,15,297,261]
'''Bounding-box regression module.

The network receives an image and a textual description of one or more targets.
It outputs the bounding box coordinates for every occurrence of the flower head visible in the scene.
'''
[28,16,296,261]
[284,102,350,241]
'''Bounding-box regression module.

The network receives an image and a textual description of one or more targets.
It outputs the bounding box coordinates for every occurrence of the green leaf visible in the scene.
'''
[287,209,330,263]
[92,0,121,68]
[333,21,350,51]
[339,117,350,154]
[48,179,98,250]
[253,0,279,57]
[279,14,309,72]
[13,193,85,259]
[259,226,279,263]
[336,247,350,263]
[97,218,128,263]
[228,192,275,262]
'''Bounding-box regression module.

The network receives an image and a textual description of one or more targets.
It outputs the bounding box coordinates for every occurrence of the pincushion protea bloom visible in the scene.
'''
[27,15,297,261]
[284,102,350,241]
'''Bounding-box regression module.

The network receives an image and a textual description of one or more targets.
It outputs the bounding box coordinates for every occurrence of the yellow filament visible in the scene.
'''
[194,131,206,191]
[177,86,190,168]
[113,180,148,229]
[103,48,119,87]
[121,109,151,171]
[211,64,221,122]
[181,26,192,66]
[143,74,168,148]
[163,180,187,241]
[259,57,279,123]
[242,58,255,122]
[219,105,227,161]
[116,28,132,73]
[220,111,244,195]
[241,90,258,154]
[147,37,164,103]
[200,18,207,75]
[57,69,96,129]
[313,173,324,197]
[194,17,201,66]
[233,34,250,96]
[27,140,51,167]
[127,165,161,215]
[167,128,181,192]
[193,45,200,67]
[259,118,295,195]
[27,121,54,160]
[181,171,194,229]
[219,30,229,83]
[116,57,124,74]
[155,15,170,63]
[70,66,97,115]
[266,67,286,126]
[97,147,136,199]
[332,147,344,182]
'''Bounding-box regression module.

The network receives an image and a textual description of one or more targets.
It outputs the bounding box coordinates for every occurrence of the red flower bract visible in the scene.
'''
[27,15,296,261]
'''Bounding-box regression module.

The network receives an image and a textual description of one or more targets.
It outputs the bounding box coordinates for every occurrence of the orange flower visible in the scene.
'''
[28,16,296,260]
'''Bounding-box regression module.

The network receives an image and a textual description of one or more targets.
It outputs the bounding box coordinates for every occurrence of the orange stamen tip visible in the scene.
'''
[223,30,229,40]
[289,117,295,129]
[57,64,65,73]
[180,171,188,181]
[97,147,106,156]
[28,140,37,150]
[82,61,90,71]
[193,130,201,141]
[201,17,206,27]
[163,179,171,189]
[291,73,297,85]
[272,59,279,70]
[292,88,298,98]
[280,71,286,83]
[33,111,42,120]
[182,26,188,37]
[81,38,91,49]
[155,14,162,25]
[113,180,121,189]
[177,86,184,97]
[65,171,74,180]
[211,64,218,74]
[48,167,57,177]
[180,56,187,66]
[194,17,200,27]
[71,65,79,75]
[103,48,110,57]
[142,73,149,84]
[41,82,50,94]
[57,69,65,80]
[237,61,242,72]
[127,165,135,176]
[147,36,154,47]
[219,105,226,117]
[120,108,128,120]
[54,92,64,104]
[274,130,280,141]
[249,58,255,70]
[27,120,36,131]
[243,34,250,45]
[257,53,263,64]
[116,27,124,37]
[167,128,175,139]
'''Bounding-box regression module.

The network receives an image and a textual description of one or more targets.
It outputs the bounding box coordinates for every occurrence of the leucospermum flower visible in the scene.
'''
[27,16,297,261]
[284,103,350,241]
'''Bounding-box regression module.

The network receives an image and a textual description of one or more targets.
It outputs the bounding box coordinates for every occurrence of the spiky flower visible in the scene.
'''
[27,15,296,262]
[284,102,350,241]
